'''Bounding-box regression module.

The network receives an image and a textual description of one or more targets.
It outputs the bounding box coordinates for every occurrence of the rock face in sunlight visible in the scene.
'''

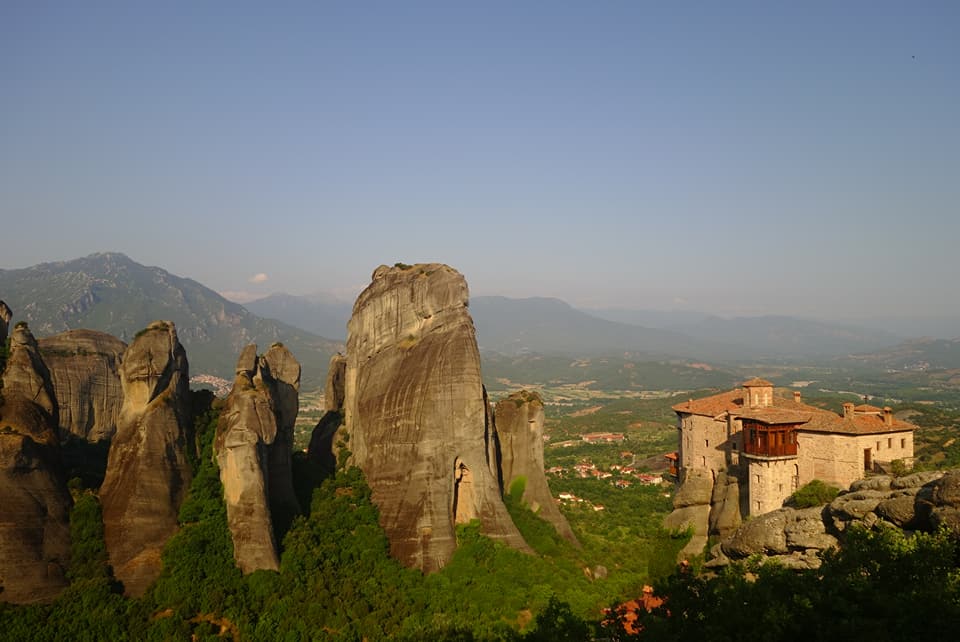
[0,323,72,603]
[215,343,301,574]
[38,329,126,443]
[493,390,580,546]
[708,470,960,571]
[665,469,742,559]
[343,263,530,572]
[99,321,192,597]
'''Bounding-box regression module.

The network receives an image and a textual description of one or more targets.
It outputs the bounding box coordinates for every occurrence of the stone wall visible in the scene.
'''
[746,457,799,515]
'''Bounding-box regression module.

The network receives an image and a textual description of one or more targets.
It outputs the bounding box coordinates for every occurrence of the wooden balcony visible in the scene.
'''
[743,441,797,457]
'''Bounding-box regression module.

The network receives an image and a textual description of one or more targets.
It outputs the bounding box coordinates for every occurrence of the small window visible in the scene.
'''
[754,474,760,484]
[888,438,892,448]
[778,484,783,493]
[705,439,709,448]
[876,441,881,451]
[901,438,906,449]
[732,441,738,450]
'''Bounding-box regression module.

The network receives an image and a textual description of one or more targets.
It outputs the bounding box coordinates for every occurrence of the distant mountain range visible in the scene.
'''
[243,293,905,361]
[0,253,342,388]
[244,292,352,341]
[0,253,936,391]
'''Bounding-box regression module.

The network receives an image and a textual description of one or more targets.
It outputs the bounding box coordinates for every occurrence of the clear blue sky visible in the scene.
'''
[2,1,958,320]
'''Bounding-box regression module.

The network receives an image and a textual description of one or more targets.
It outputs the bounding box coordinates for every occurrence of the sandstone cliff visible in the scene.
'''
[307,353,346,477]
[343,264,530,572]
[493,390,579,546]
[215,343,302,573]
[99,321,192,597]
[0,300,10,342]
[709,470,960,570]
[38,329,126,443]
[0,323,72,603]
[260,343,302,531]
[665,470,742,559]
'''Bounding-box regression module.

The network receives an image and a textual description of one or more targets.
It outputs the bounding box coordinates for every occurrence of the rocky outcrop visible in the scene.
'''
[667,468,744,560]
[38,329,126,443]
[708,472,742,538]
[0,323,72,603]
[343,264,530,572]
[664,468,714,558]
[215,343,302,574]
[0,300,11,341]
[307,354,346,477]
[99,321,192,597]
[710,470,960,570]
[493,390,579,546]
[260,343,301,530]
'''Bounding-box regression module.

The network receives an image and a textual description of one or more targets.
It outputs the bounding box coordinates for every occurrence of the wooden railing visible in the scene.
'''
[743,441,797,457]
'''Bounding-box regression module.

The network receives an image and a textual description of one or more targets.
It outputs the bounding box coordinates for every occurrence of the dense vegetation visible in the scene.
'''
[620,526,960,641]
[0,392,687,640]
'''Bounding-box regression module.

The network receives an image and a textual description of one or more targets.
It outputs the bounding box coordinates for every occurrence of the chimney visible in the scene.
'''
[842,402,854,418]
[883,406,893,426]
[793,391,801,404]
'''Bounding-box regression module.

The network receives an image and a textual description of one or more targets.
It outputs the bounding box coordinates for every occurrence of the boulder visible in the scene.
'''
[0,323,72,603]
[722,509,789,557]
[343,264,530,571]
[664,504,710,559]
[673,468,714,508]
[99,321,192,597]
[38,329,126,443]
[874,492,920,527]
[494,390,579,546]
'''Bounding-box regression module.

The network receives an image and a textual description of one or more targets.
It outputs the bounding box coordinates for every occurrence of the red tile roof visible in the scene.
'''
[742,377,774,387]
[675,382,916,435]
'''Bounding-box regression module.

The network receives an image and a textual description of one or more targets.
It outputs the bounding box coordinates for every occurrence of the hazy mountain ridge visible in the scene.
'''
[0,253,341,387]
[847,337,960,371]
[243,292,352,341]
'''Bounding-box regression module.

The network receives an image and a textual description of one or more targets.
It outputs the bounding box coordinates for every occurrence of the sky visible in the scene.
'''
[2,1,958,322]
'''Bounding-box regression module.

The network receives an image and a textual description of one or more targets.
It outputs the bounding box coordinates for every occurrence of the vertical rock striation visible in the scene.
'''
[493,390,580,546]
[343,264,530,572]
[38,329,126,443]
[0,323,72,603]
[99,321,192,597]
[215,343,302,573]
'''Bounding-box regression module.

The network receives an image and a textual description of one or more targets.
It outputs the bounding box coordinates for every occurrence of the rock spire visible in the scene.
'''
[215,343,302,573]
[0,322,72,603]
[99,321,192,597]
[493,390,579,546]
[342,263,530,572]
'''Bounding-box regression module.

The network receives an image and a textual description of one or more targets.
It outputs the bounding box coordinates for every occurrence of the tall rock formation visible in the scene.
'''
[99,321,192,597]
[307,353,346,477]
[215,343,302,574]
[260,343,301,530]
[38,329,126,443]
[0,300,11,341]
[493,390,579,546]
[343,264,530,572]
[0,323,72,603]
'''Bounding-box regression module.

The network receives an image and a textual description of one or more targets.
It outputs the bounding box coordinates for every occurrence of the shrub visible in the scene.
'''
[789,479,840,508]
